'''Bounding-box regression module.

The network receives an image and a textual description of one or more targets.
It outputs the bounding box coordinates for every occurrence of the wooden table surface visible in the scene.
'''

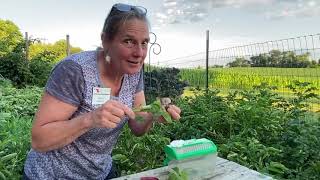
[112,157,273,180]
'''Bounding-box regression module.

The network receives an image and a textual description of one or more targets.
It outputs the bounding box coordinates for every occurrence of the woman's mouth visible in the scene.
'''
[127,60,140,64]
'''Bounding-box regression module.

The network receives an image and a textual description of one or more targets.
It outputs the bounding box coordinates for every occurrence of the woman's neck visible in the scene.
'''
[98,51,124,86]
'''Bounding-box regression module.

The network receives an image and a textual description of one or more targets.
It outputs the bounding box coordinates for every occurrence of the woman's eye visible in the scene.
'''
[124,39,133,45]
[142,41,149,48]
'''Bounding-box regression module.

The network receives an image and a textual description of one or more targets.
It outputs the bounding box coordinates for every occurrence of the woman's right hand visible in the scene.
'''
[89,100,135,128]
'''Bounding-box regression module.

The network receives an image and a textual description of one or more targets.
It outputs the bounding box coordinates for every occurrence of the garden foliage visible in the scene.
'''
[144,67,188,103]
[1,71,319,179]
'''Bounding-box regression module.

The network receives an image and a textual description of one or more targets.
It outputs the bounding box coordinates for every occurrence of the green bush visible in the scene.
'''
[144,67,188,104]
[0,49,55,88]
[0,52,32,88]
[29,55,54,87]
[0,81,42,179]
[113,126,170,176]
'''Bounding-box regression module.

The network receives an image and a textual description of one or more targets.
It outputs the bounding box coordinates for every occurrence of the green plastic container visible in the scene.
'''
[164,138,218,179]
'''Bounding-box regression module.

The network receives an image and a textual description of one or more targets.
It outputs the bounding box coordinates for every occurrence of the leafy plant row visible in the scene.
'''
[0,78,42,179]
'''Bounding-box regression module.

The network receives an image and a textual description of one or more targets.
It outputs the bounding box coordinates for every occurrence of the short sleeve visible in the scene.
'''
[45,60,84,107]
[135,69,144,93]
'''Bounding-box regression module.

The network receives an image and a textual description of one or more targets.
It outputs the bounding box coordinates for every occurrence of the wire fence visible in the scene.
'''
[154,33,320,68]
[147,33,320,112]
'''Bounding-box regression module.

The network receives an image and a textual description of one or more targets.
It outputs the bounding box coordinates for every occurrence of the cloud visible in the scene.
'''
[156,0,211,25]
[155,0,320,25]
[208,0,273,8]
[266,0,320,20]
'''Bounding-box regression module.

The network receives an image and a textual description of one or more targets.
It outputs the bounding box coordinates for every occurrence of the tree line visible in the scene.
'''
[227,50,319,68]
[0,19,82,87]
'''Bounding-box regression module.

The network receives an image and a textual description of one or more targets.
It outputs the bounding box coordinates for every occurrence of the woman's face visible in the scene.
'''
[105,19,150,74]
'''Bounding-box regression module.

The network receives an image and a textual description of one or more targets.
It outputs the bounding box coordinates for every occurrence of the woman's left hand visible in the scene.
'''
[159,104,181,123]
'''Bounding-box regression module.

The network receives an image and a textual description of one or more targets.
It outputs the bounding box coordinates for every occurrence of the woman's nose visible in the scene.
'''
[133,44,144,57]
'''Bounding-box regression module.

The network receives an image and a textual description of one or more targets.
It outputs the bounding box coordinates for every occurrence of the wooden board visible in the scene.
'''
[112,157,273,180]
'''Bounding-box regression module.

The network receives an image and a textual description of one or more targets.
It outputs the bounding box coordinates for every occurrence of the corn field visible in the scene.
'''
[180,67,320,91]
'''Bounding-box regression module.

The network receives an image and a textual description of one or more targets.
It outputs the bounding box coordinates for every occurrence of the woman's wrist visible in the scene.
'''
[82,112,94,129]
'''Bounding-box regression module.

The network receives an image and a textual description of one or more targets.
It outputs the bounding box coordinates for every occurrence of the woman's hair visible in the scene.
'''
[102,4,149,41]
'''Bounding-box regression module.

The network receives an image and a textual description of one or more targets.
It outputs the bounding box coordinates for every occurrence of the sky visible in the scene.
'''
[1,0,320,66]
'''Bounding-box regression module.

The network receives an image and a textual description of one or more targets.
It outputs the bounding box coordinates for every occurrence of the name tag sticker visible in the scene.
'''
[92,87,111,106]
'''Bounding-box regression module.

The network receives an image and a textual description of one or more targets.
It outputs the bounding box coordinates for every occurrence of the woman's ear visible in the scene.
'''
[101,32,108,49]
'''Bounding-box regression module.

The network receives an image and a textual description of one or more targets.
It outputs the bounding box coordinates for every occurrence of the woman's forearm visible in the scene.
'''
[31,112,93,152]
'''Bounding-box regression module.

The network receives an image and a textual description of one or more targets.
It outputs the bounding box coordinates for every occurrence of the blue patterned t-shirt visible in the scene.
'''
[24,50,144,179]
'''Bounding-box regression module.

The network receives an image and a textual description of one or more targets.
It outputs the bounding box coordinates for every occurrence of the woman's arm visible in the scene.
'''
[31,92,92,152]
[32,92,134,152]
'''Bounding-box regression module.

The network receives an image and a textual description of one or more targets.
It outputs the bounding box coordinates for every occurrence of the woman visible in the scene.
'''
[23,3,181,180]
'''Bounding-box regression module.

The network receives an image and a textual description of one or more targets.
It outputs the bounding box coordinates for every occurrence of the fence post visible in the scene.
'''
[25,32,29,60]
[206,30,209,93]
[66,34,70,56]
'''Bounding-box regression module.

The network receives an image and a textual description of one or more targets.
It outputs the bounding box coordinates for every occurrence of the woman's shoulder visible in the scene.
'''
[50,51,96,74]
[54,50,97,69]
[68,50,97,62]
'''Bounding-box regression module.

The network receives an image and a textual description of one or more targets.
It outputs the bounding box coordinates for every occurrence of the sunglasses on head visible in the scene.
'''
[112,3,147,15]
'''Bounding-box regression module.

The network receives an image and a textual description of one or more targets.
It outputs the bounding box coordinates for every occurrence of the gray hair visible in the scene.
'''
[102,5,149,41]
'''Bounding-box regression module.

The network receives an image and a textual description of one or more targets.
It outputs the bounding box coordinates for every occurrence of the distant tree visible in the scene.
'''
[269,50,282,67]
[249,50,313,68]
[281,51,295,67]
[210,65,224,68]
[310,60,317,68]
[70,47,82,54]
[0,19,24,57]
[227,57,250,67]
[295,52,311,68]
[29,39,82,62]
[250,54,269,67]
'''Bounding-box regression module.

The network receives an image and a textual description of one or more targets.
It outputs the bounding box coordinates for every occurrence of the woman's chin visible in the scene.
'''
[126,66,142,74]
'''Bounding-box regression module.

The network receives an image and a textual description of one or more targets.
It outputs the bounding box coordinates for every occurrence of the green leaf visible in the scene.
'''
[0,153,17,162]
[112,154,127,161]
[160,111,172,123]
[133,99,173,123]
[0,171,6,180]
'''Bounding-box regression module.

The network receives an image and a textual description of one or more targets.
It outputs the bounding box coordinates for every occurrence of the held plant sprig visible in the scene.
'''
[133,98,173,123]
